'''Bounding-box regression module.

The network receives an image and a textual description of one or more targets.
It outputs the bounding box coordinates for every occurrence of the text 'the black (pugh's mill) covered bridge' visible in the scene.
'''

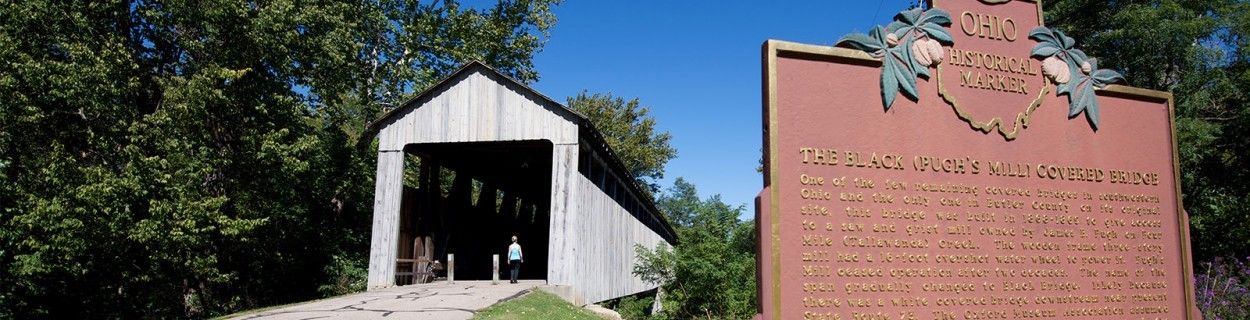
[363,61,677,304]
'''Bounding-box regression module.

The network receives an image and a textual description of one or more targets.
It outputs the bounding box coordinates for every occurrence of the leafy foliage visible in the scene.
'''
[1029,27,1126,129]
[567,91,677,195]
[1195,257,1250,320]
[836,7,953,110]
[318,253,369,297]
[0,0,558,318]
[887,7,955,45]
[628,178,757,319]
[609,294,659,320]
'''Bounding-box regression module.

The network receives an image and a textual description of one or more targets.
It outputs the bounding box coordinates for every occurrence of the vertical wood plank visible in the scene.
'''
[367,150,404,289]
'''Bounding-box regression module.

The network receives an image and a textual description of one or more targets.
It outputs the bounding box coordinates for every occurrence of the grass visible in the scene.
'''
[473,290,604,320]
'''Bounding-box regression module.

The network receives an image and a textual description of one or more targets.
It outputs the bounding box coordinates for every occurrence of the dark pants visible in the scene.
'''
[509,259,521,283]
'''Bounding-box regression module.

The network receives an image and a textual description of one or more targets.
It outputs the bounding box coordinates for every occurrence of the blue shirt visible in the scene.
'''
[508,243,522,261]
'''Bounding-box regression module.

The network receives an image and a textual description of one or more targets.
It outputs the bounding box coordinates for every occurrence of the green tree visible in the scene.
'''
[628,178,757,319]
[0,0,558,318]
[567,91,677,195]
[1044,0,1250,260]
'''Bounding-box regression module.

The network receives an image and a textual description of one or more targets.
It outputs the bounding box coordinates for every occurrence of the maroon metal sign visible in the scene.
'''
[758,1,1198,319]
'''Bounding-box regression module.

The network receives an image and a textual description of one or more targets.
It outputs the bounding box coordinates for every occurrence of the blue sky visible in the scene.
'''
[530,1,915,218]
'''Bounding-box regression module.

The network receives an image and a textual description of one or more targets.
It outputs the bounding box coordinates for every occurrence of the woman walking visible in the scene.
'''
[507,235,523,283]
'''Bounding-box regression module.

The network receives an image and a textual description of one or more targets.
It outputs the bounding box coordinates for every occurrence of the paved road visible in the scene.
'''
[229,280,543,320]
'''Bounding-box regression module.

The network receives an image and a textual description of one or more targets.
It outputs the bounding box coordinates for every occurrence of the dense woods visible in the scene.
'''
[0,0,557,317]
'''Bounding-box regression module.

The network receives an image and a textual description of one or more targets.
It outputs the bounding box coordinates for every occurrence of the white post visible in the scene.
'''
[447,253,455,284]
[492,254,500,285]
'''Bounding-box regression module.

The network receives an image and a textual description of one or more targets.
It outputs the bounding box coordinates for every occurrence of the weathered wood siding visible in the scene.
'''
[374,70,578,152]
[570,175,668,303]
[367,67,587,290]
[547,144,579,286]
[368,68,581,289]
[367,150,404,288]
[368,64,673,304]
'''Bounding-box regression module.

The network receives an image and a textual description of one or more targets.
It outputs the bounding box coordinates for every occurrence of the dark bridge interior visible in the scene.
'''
[398,140,552,282]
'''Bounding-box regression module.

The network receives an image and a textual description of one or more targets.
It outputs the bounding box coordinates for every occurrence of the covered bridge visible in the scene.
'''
[363,61,678,304]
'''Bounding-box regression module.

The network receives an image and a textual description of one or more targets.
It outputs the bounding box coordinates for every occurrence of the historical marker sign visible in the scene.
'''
[757,0,1198,319]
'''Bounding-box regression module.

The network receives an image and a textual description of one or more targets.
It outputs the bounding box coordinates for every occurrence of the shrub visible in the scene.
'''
[318,254,367,297]
[1196,257,1250,320]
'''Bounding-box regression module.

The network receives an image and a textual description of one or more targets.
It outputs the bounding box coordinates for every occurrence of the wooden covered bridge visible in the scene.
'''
[363,61,678,304]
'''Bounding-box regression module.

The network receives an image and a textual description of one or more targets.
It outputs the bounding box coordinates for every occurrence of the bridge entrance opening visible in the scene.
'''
[396,140,551,283]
